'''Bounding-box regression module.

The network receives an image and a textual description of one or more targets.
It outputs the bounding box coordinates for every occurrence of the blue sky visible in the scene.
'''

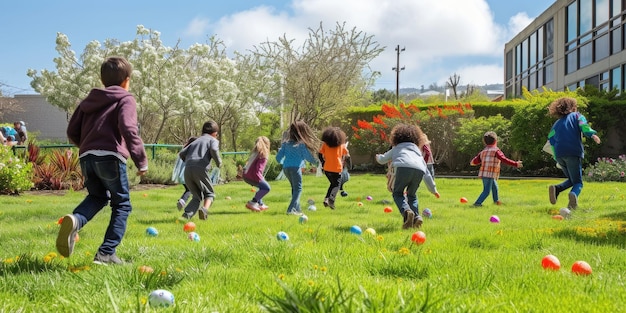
[0,0,553,95]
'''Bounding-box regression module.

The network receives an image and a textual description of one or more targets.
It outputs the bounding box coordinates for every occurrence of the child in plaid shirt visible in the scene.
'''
[470,131,523,207]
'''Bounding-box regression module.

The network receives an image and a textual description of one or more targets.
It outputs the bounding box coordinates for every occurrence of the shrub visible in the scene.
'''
[584,155,626,182]
[0,145,33,194]
[29,144,83,191]
[454,115,513,162]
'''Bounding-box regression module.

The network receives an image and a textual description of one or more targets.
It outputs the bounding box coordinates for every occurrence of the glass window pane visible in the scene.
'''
[538,26,544,61]
[516,44,522,75]
[567,51,578,74]
[595,34,610,60]
[611,66,621,91]
[522,39,528,71]
[545,63,554,84]
[506,51,513,80]
[612,27,622,54]
[545,19,554,56]
[580,0,593,35]
[568,83,578,91]
[530,72,537,90]
[538,68,544,87]
[612,0,621,16]
[580,43,593,68]
[596,0,609,26]
[530,32,537,66]
[568,2,578,42]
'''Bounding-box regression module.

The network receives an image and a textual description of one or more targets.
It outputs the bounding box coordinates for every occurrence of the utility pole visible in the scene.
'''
[392,45,405,106]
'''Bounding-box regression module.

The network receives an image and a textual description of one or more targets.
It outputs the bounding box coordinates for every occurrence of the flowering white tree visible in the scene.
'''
[27,26,262,146]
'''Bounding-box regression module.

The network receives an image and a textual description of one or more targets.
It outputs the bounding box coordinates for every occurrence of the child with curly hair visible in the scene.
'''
[318,127,350,209]
[376,124,439,229]
[243,136,272,212]
[470,131,522,207]
[276,121,319,215]
[547,97,601,210]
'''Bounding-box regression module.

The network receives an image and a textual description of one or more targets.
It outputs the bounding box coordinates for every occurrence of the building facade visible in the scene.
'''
[2,94,69,142]
[505,0,626,98]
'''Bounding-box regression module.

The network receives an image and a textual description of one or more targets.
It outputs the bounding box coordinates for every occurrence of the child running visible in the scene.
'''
[318,127,349,209]
[376,124,439,229]
[547,97,601,210]
[243,136,271,212]
[470,131,523,206]
[172,136,196,210]
[276,121,319,216]
[179,121,222,220]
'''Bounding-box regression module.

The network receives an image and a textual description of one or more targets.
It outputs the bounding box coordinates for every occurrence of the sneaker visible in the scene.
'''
[402,210,415,229]
[549,185,558,205]
[286,210,303,216]
[328,200,336,210]
[340,191,348,197]
[258,203,269,211]
[495,200,502,205]
[472,203,483,207]
[181,212,193,219]
[568,192,578,210]
[246,201,261,212]
[323,198,330,208]
[56,214,78,258]
[198,207,209,220]
[413,215,424,228]
[177,199,186,211]
[93,252,124,265]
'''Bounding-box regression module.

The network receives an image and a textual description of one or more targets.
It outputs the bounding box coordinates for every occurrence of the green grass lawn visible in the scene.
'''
[1,174,625,312]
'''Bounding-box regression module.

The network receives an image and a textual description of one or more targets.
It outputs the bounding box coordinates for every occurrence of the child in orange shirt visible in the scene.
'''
[319,127,349,209]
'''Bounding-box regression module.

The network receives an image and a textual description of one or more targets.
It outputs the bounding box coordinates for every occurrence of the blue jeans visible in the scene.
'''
[244,177,271,204]
[475,177,499,205]
[283,167,303,213]
[73,155,131,255]
[392,167,424,215]
[555,156,583,196]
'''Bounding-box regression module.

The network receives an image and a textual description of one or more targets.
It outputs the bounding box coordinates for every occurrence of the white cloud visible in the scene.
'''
[183,17,211,38]
[505,12,534,42]
[205,0,524,88]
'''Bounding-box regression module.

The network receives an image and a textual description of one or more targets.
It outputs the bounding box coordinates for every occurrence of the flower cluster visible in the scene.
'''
[0,145,33,194]
[584,155,626,182]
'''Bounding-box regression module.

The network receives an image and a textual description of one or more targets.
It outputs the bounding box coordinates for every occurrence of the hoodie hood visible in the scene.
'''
[79,86,132,114]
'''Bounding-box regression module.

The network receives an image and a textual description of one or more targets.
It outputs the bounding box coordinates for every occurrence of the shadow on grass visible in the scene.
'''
[552,228,626,248]
[601,211,626,221]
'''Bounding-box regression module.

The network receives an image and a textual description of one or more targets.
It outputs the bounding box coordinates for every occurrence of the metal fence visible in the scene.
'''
[11,144,248,159]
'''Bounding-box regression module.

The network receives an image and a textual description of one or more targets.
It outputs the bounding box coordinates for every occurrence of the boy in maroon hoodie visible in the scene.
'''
[56,56,148,265]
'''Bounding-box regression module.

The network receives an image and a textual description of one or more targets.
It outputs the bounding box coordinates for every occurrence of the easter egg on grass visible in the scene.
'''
[571,261,592,275]
[148,289,175,307]
[350,225,362,235]
[489,215,500,223]
[307,198,315,205]
[366,196,373,201]
[276,231,289,241]
[307,205,317,211]
[559,208,571,219]
[299,215,308,224]
[187,232,200,242]
[138,265,154,273]
[365,228,376,236]
[146,227,158,237]
[411,231,426,244]
[460,197,468,203]
[183,222,196,232]
[384,207,393,213]
[422,208,432,218]
[552,215,564,220]
[541,255,561,270]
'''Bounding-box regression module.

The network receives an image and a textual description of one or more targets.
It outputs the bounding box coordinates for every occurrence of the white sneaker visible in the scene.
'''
[177,199,185,211]
[246,201,261,212]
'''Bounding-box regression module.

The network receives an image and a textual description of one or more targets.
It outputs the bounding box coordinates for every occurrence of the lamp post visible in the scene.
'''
[392,45,405,106]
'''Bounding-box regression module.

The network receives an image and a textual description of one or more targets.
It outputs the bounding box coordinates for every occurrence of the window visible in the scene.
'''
[545,62,554,84]
[579,42,593,68]
[580,0,593,35]
[568,2,578,42]
[545,19,554,56]
[596,0,609,26]
[522,39,528,71]
[612,27,622,54]
[506,51,513,80]
[611,66,621,91]
[595,34,610,60]
[530,32,537,66]
[567,51,578,74]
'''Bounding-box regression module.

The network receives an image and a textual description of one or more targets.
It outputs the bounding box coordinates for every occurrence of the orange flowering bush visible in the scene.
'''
[350,102,474,169]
